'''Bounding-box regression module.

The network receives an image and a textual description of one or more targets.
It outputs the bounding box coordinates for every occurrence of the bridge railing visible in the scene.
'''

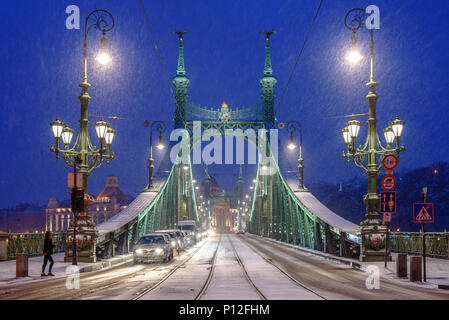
[4,232,66,260]
[390,232,449,259]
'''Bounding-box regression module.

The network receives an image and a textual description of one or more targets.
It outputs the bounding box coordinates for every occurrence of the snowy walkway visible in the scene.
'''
[0,252,132,287]
[251,234,449,291]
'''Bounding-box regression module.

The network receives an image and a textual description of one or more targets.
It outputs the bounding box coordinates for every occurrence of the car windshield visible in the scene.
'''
[179,225,195,231]
[138,236,165,244]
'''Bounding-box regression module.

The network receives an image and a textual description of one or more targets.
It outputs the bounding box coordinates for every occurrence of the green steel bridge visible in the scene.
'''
[93,32,364,260]
[4,33,449,263]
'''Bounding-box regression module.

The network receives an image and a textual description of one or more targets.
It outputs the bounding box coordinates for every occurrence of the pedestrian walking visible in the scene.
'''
[41,231,55,276]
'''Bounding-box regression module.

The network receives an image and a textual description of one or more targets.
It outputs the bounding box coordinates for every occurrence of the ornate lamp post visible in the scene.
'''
[146,121,166,190]
[287,121,305,190]
[342,8,405,261]
[49,9,116,263]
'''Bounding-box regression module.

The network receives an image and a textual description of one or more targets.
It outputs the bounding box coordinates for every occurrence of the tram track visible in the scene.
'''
[194,235,222,300]
[236,235,327,300]
[226,234,267,300]
[133,235,221,300]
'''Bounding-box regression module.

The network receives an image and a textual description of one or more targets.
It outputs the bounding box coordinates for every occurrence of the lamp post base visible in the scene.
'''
[64,214,98,263]
[359,220,391,262]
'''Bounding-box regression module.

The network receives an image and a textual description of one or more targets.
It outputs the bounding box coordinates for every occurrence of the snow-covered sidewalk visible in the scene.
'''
[359,253,449,290]
[0,253,133,287]
[249,234,449,291]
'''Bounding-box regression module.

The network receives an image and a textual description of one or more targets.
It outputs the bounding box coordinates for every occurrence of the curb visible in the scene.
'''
[78,254,134,273]
[0,254,134,287]
[246,233,367,272]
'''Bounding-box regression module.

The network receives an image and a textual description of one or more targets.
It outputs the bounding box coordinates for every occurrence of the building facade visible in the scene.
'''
[46,176,131,232]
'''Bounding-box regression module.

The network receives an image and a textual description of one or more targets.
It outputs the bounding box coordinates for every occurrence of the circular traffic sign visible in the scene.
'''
[381,175,397,191]
[383,154,399,170]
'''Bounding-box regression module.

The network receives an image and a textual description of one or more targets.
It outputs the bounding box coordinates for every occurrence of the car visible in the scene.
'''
[133,233,174,263]
[157,229,186,251]
[154,230,180,253]
[178,220,200,244]
[181,231,193,247]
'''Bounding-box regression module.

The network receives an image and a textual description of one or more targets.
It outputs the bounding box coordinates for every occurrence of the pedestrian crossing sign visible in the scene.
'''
[413,203,434,223]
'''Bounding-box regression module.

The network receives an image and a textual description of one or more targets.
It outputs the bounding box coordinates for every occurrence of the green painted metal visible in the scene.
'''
[6,232,66,260]
[390,232,449,259]
[173,32,190,129]
[132,160,199,242]
[95,31,363,260]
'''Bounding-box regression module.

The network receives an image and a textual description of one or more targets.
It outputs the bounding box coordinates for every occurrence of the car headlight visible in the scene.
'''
[155,248,163,254]
[171,241,176,247]
[135,249,143,255]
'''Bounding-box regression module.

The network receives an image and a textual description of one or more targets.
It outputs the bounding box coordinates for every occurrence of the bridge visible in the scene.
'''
[2,33,448,302]
[93,32,362,261]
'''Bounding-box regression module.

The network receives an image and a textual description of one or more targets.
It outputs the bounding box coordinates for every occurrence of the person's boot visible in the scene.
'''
[48,272,55,276]
[41,272,47,276]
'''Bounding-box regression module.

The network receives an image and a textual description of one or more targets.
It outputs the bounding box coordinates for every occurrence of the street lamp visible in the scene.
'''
[342,8,405,262]
[49,9,116,265]
[146,120,166,190]
[287,121,305,190]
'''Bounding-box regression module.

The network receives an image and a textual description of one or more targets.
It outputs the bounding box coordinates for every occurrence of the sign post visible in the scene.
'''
[413,187,434,282]
[381,154,399,268]
[422,188,427,282]
[70,156,83,266]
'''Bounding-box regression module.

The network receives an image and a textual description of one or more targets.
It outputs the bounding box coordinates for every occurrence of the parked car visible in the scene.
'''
[180,231,192,247]
[155,230,180,253]
[178,220,200,244]
[156,229,186,251]
[133,233,174,263]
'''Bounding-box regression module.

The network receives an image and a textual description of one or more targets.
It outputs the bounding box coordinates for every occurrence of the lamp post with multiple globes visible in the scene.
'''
[49,10,116,263]
[342,8,405,261]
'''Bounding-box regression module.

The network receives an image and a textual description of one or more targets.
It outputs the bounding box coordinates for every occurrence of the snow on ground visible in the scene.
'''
[200,236,261,300]
[0,252,132,287]
[253,235,449,290]
[139,237,219,300]
[231,236,323,299]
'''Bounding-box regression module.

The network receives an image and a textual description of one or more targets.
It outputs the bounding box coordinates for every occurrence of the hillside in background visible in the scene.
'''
[307,162,449,232]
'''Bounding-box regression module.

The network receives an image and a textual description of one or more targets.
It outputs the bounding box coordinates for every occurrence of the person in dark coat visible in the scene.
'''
[41,231,55,276]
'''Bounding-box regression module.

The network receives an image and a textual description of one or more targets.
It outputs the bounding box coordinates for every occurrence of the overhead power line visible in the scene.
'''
[274,0,324,116]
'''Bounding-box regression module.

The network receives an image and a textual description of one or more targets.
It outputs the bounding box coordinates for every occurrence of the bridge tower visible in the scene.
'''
[259,31,277,127]
[172,31,190,128]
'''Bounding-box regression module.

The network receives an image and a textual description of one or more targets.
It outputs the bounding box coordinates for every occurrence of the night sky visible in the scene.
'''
[1,0,448,208]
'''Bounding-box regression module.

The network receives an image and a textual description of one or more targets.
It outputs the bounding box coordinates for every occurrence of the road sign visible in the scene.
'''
[383,212,392,222]
[67,172,83,188]
[380,191,396,213]
[413,203,434,223]
[383,154,399,170]
[381,175,397,191]
[384,169,394,176]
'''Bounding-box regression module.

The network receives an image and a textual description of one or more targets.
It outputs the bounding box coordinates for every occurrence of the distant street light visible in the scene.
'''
[49,9,116,265]
[287,121,305,190]
[342,8,405,262]
[146,120,166,190]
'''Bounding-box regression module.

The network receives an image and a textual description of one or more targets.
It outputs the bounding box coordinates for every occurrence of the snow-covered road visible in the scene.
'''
[0,234,448,300]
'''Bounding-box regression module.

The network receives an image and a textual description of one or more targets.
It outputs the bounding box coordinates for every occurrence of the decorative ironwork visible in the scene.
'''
[344,8,366,32]
[187,103,263,122]
[84,10,115,39]
[6,232,66,260]
[390,232,449,259]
